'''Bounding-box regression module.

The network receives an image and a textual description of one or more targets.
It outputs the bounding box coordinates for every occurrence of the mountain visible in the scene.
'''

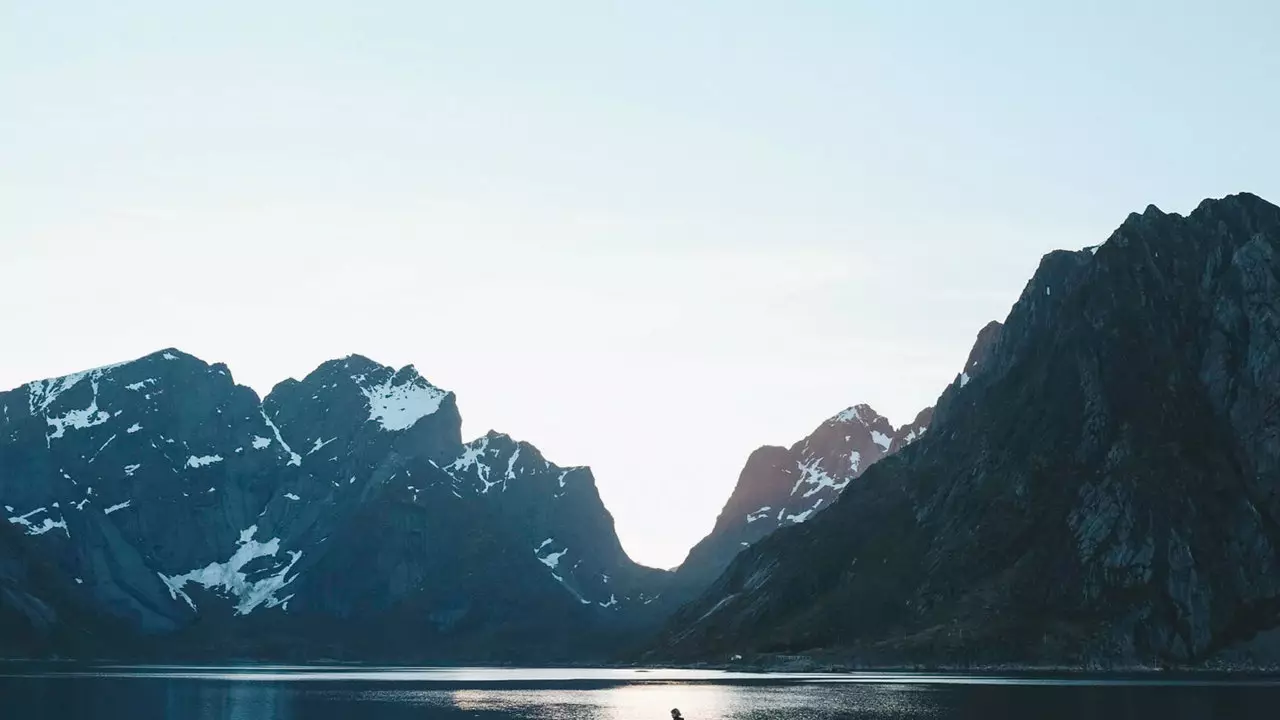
[654,193,1280,668]
[0,352,668,661]
[671,403,933,597]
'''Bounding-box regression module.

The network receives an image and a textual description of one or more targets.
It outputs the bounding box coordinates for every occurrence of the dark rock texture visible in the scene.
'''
[444,431,668,615]
[654,193,1280,667]
[0,351,669,661]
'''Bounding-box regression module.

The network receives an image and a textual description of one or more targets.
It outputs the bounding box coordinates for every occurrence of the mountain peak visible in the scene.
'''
[828,403,884,426]
[150,347,189,359]
[15,347,248,425]
[1192,191,1275,217]
[351,367,448,433]
[673,392,936,595]
[314,355,436,384]
[276,355,454,435]
[19,347,200,391]
[658,191,1280,666]
[2,346,661,659]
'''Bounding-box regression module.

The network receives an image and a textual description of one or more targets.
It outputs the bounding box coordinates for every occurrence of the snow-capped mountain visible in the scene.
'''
[0,351,667,660]
[671,402,933,594]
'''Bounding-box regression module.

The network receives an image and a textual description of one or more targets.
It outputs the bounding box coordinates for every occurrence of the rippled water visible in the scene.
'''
[2,666,1278,719]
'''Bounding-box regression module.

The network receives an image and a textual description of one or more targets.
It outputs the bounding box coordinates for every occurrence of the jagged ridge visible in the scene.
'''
[654,193,1280,668]
[0,348,671,660]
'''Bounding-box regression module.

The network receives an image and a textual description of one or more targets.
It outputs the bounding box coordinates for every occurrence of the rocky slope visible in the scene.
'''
[654,193,1280,667]
[0,352,667,660]
[671,404,933,597]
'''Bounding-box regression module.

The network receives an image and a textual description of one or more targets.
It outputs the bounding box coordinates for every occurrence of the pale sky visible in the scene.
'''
[3,1,1278,569]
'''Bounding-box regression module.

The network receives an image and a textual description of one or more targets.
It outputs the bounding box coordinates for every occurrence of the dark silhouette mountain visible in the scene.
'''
[0,352,668,660]
[654,193,1280,668]
[670,404,933,598]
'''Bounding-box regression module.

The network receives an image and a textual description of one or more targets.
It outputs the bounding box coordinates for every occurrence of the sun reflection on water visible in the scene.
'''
[449,683,736,719]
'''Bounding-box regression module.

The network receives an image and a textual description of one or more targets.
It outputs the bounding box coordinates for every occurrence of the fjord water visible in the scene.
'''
[2,667,1279,719]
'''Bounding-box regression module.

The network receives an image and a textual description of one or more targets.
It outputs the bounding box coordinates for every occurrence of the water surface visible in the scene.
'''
[2,665,1278,719]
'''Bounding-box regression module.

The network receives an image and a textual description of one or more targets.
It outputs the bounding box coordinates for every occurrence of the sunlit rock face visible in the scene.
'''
[670,401,935,600]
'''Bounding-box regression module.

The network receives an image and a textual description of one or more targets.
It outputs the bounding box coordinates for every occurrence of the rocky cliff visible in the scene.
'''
[654,193,1280,667]
[0,352,668,660]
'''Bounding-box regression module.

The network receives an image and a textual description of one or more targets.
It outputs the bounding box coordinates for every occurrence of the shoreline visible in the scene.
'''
[3,657,1280,677]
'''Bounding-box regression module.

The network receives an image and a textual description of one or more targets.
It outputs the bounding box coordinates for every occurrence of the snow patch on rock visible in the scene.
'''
[45,379,111,443]
[791,457,849,498]
[505,447,522,481]
[356,372,447,432]
[25,360,124,415]
[307,437,337,455]
[784,508,815,524]
[447,436,501,492]
[832,405,867,424]
[871,430,892,451]
[186,454,223,468]
[539,548,568,570]
[159,525,302,615]
[535,539,568,571]
[259,411,301,466]
[7,507,70,537]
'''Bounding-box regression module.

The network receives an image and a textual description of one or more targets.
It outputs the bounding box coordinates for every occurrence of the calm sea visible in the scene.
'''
[1,666,1277,719]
